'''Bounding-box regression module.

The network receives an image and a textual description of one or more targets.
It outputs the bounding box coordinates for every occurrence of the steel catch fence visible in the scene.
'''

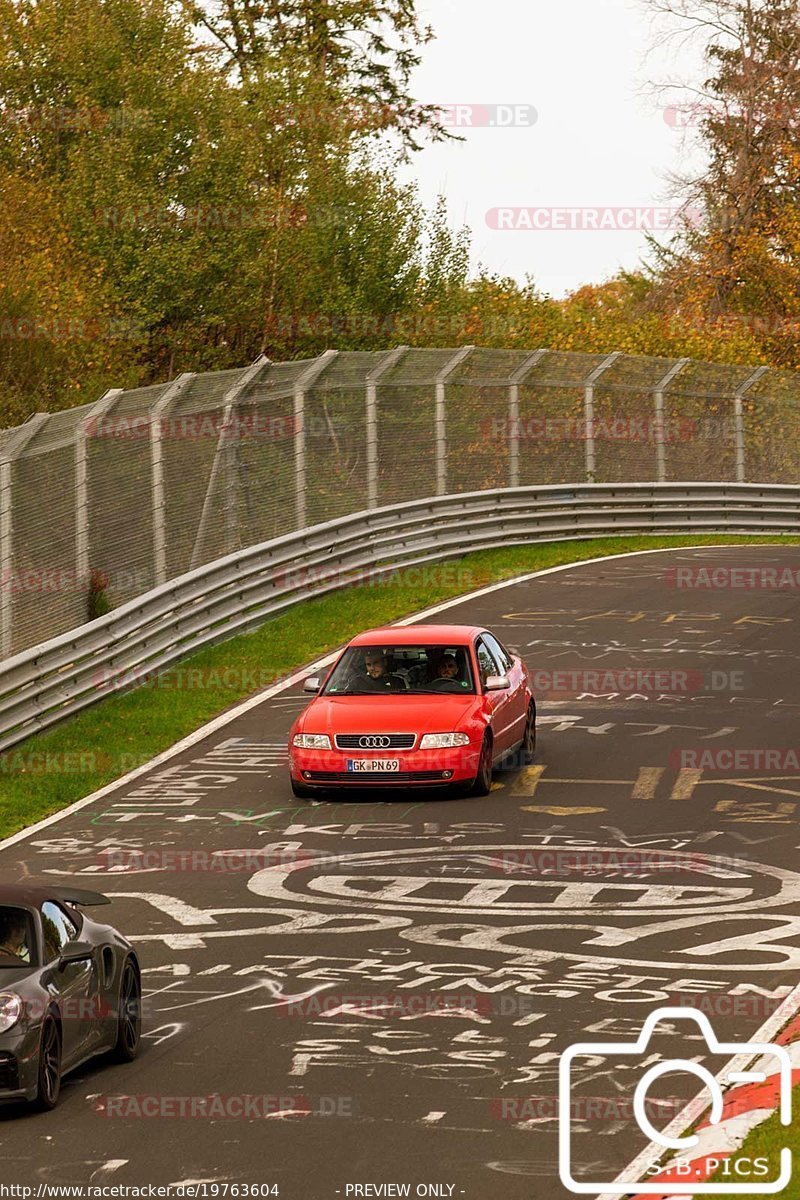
[1,346,799,659]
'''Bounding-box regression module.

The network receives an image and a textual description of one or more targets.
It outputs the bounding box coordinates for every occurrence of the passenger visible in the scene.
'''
[0,912,29,961]
[359,650,405,692]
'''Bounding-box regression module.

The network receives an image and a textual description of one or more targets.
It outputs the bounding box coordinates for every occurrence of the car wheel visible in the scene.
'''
[34,1015,61,1111]
[522,702,537,764]
[291,778,313,799]
[471,734,493,796]
[111,958,141,1063]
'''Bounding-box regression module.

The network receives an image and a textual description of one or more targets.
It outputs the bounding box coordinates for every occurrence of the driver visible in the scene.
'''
[436,653,460,681]
[359,650,405,692]
[0,911,29,962]
[428,652,463,685]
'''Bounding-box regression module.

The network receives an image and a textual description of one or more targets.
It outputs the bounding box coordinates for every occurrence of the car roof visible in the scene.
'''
[0,885,55,909]
[0,885,109,909]
[349,624,484,647]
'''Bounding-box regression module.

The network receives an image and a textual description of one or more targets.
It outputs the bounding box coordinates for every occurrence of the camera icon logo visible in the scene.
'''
[559,1007,792,1195]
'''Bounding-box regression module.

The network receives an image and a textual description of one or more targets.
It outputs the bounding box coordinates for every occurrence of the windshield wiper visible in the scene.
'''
[327,692,400,697]
[410,688,473,695]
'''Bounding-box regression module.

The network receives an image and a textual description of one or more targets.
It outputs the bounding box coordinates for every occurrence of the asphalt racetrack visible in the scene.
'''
[3,545,800,1198]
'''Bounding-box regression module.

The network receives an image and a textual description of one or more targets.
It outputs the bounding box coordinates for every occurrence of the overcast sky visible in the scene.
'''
[404,0,707,297]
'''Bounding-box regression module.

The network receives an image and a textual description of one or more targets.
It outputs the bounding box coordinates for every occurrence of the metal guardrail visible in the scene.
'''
[1,481,799,753]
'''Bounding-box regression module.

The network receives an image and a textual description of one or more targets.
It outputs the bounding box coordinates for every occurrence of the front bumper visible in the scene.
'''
[0,1031,39,1103]
[290,744,480,787]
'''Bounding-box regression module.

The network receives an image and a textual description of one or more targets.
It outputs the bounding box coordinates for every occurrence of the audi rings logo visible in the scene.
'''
[358,735,391,749]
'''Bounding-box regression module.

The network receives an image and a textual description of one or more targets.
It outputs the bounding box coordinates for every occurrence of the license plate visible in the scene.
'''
[346,759,401,773]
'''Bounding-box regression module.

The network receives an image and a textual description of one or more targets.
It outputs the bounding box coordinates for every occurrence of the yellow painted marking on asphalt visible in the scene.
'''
[670,769,703,801]
[511,765,546,796]
[715,800,797,823]
[520,806,608,816]
[524,778,633,786]
[632,767,665,800]
[734,616,792,626]
[501,767,800,810]
[709,778,800,799]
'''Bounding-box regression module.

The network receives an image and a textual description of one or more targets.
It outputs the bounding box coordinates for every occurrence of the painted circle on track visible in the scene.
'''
[247,844,800,918]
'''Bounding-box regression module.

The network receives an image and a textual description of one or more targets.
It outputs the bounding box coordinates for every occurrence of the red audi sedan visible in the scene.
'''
[288,624,536,797]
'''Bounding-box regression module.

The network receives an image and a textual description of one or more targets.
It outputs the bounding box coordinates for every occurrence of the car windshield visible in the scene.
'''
[0,905,35,967]
[323,645,475,695]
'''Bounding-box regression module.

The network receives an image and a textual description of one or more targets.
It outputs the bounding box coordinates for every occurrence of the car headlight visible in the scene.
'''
[292,733,332,750]
[0,993,22,1033]
[419,732,471,749]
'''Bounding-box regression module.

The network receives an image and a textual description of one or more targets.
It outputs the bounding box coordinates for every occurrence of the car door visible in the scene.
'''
[475,635,515,757]
[482,631,528,748]
[40,901,95,1066]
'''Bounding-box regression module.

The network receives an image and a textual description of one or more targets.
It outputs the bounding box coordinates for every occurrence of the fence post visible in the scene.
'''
[292,350,339,531]
[734,367,768,483]
[190,357,270,570]
[508,350,548,487]
[365,346,408,509]
[0,413,49,659]
[434,346,474,496]
[75,389,123,592]
[652,359,689,482]
[150,374,195,585]
[582,352,621,482]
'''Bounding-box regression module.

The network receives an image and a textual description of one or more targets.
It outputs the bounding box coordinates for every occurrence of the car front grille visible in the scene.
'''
[0,1053,19,1091]
[334,734,416,750]
[304,770,451,784]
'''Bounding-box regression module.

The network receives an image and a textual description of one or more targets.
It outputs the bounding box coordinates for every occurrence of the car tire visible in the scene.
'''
[522,701,537,764]
[111,957,141,1063]
[471,734,494,796]
[291,778,314,799]
[34,1015,62,1111]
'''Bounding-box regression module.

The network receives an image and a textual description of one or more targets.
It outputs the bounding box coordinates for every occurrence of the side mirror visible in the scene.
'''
[59,941,93,968]
[485,674,510,692]
[303,676,321,694]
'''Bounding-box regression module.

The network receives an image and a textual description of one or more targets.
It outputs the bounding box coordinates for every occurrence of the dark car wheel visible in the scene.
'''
[291,778,314,799]
[111,958,141,1063]
[471,734,493,796]
[35,1015,62,1111]
[522,702,537,764]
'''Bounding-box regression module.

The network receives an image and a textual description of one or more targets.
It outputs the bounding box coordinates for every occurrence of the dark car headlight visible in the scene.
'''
[0,994,22,1034]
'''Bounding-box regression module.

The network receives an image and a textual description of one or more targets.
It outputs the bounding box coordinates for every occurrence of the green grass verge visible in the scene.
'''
[707,1098,797,1197]
[2,533,798,842]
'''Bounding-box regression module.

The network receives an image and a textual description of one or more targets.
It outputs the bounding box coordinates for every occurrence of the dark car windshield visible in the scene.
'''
[0,906,36,967]
[323,645,475,696]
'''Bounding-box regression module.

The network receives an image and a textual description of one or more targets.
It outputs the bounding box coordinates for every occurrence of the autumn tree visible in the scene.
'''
[642,0,800,364]
[185,0,449,151]
[0,0,467,415]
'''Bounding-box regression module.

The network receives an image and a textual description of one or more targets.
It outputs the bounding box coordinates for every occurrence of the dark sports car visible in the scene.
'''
[0,884,141,1110]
